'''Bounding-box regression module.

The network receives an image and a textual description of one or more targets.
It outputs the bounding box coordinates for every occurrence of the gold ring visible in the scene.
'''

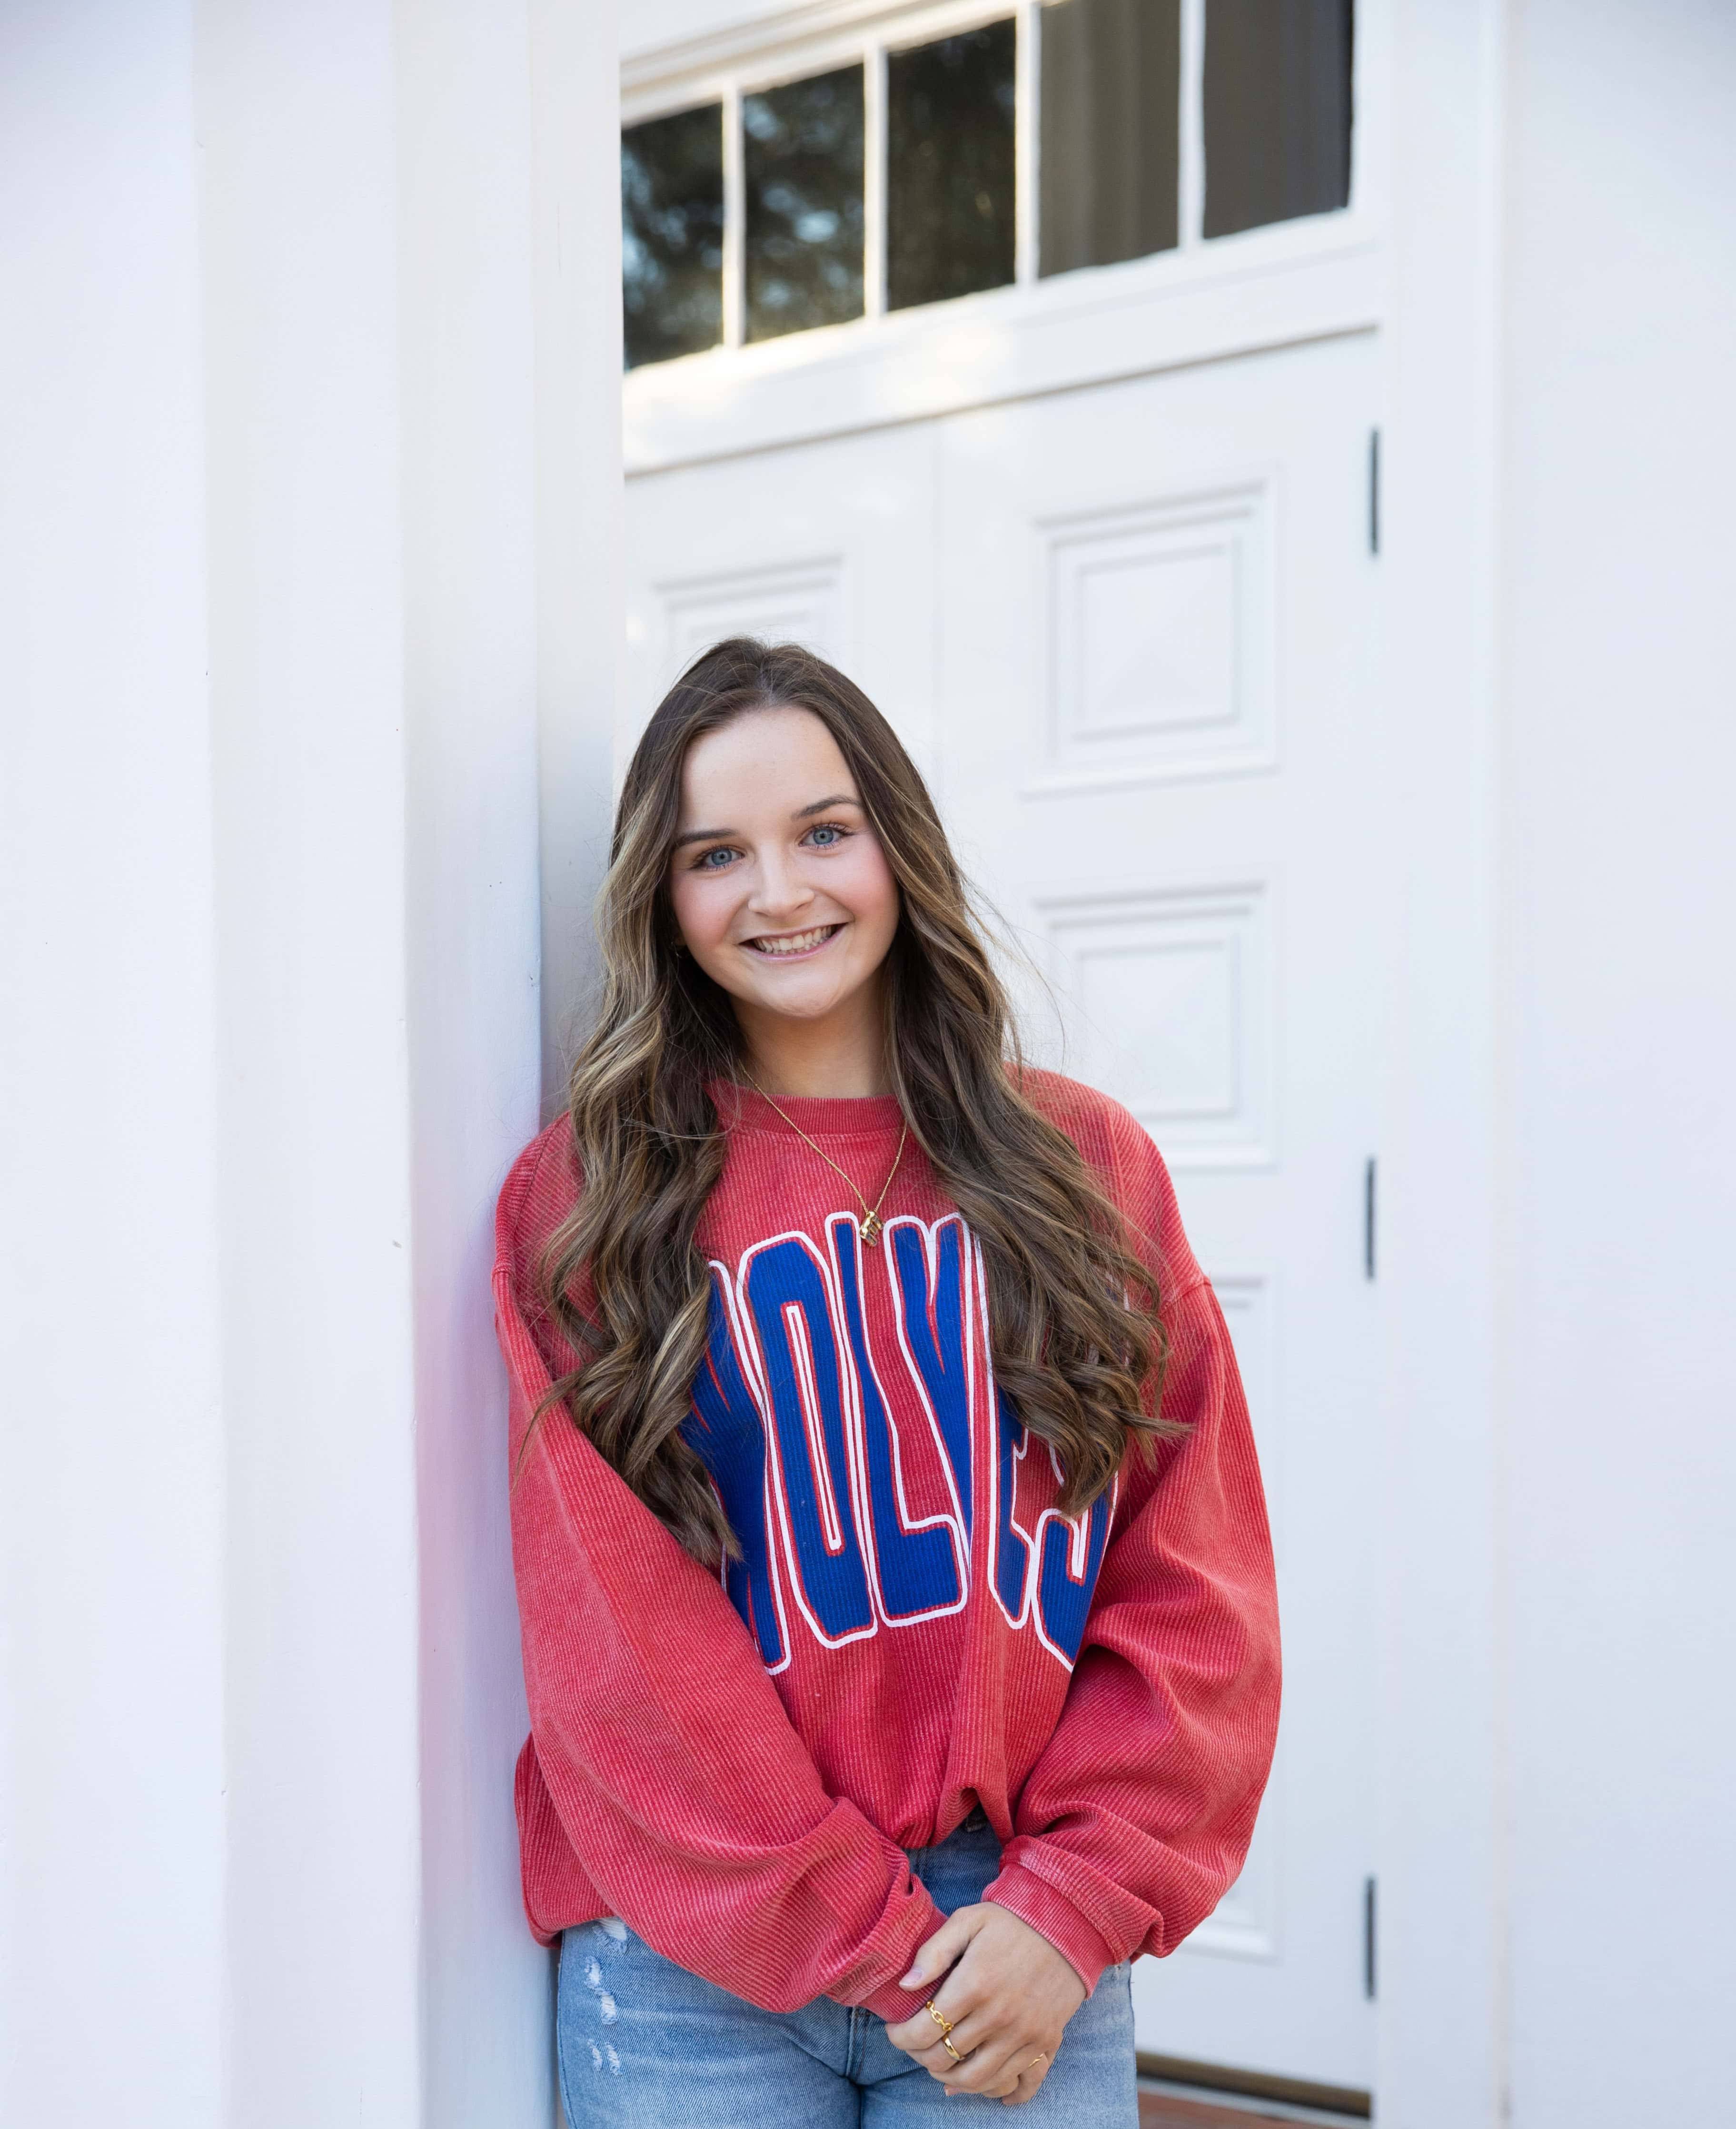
[941,2035,965,2066]
[924,1998,953,2035]
[1026,2052,1048,2071]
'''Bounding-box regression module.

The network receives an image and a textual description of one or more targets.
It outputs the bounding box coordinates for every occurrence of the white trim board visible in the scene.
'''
[626,238,1380,473]
[625,0,1034,106]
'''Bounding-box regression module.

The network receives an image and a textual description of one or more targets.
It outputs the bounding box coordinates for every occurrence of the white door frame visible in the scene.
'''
[1373,4,1504,2125]
[617,4,1508,2121]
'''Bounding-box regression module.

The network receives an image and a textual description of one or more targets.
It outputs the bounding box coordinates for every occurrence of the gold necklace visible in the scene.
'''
[739,1070,909,1247]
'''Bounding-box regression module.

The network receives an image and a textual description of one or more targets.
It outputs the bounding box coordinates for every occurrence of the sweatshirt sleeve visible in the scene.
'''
[496,1134,945,2021]
[980,1108,1281,1994]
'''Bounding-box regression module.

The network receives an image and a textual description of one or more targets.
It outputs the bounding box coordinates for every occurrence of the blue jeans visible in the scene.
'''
[555,1812,1137,2126]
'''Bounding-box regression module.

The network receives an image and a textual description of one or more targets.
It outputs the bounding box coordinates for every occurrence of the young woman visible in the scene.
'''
[494,640,1280,2124]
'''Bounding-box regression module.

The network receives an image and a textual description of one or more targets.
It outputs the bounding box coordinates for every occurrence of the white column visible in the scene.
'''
[198,6,424,2114]
[0,6,226,2121]
[0,2,620,2122]
[1498,4,1736,2122]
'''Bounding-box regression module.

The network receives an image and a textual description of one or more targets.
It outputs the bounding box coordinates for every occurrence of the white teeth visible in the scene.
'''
[748,924,837,957]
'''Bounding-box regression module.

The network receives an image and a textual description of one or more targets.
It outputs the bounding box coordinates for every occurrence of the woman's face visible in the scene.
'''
[666,704,901,1033]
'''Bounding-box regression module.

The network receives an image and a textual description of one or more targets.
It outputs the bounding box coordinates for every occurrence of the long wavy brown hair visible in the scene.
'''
[526,638,1177,1564]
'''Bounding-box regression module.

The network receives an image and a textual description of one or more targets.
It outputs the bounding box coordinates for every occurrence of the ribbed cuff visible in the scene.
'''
[835,1877,948,2023]
[982,1863,1119,1997]
[858,1966,945,2024]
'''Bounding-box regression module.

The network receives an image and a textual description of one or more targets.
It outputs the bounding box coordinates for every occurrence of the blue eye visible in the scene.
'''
[808,823,844,847]
[695,846,735,869]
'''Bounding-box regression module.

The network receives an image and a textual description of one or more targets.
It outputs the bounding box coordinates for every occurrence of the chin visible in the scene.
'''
[746,984,844,1020]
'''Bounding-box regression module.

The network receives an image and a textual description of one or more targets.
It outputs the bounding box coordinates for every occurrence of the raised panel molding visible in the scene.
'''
[1031,481,1276,795]
[1187,1799,1282,1965]
[653,555,847,685]
[1208,1268,1277,1479]
[1036,878,1275,1169]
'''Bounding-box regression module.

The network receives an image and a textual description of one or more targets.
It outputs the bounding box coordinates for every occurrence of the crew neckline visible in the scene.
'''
[709,1077,906,1138]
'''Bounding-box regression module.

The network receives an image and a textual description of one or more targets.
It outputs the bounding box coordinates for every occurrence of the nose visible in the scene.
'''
[748,844,815,924]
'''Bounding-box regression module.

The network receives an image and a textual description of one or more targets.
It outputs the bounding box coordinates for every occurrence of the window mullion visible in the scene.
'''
[863,41,888,317]
[722,79,745,347]
[1178,0,1205,249]
[1014,1,1039,284]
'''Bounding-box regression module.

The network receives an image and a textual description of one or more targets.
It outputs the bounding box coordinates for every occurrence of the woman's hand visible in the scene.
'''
[884,1904,1087,2104]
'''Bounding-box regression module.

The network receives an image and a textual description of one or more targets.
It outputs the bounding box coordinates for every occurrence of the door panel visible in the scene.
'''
[623,424,941,783]
[936,337,1380,2088]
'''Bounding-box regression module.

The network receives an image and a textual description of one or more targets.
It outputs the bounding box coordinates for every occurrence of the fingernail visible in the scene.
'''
[900,1968,922,1988]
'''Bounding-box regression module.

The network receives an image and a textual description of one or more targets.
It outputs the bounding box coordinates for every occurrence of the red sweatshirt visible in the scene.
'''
[494,1069,1279,2025]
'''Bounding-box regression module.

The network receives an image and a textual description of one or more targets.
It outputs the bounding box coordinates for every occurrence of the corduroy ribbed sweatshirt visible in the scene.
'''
[494,1068,1280,2026]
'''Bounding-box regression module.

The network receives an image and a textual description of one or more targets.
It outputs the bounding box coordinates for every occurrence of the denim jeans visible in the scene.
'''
[555,1812,1137,2127]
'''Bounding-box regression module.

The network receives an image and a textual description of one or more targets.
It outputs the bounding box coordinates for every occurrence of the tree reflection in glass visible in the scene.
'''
[744,67,866,342]
[621,103,725,369]
[887,22,1017,313]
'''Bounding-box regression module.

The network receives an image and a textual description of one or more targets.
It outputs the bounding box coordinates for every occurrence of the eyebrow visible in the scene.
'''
[671,792,862,851]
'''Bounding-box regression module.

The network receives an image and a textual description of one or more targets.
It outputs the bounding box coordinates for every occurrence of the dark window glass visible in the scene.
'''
[621,104,725,369]
[1202,0,1353,239]
[1040,0,1180,277]
[887,22,1017,313]
[744,67,865,342]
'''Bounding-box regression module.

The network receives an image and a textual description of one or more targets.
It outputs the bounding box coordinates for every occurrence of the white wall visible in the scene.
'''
[528,0,627,1099]
[1497,3,1736,2122]
[0,2,620,2122]
[400,1,621,2121]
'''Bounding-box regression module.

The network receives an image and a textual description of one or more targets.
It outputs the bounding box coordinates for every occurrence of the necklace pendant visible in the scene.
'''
[861,1213,883,1247]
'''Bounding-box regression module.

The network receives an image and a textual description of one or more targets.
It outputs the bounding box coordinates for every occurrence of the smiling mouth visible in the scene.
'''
[743,923,843,959]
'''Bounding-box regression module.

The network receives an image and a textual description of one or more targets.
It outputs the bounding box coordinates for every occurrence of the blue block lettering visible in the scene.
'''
[684,1279,784,1668]
[1034,1491,1112,1665]
[890,1219,973,1536]
[832,1219,961,1619]
[744,1239,874,1641]
[993,1391,1031,1620]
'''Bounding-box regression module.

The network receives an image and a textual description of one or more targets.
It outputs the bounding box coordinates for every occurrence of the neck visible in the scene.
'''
[734,983,891,1099]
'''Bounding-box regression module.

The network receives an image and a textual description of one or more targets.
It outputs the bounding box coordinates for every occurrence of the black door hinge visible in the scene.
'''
[1363,1158,1377,1281]
[1369,428,1381,556]
[1364,1875,1378,1999]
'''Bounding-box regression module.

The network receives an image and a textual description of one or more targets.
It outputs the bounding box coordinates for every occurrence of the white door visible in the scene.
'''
[936,335,1380,2092]
[624,330,1381,2092]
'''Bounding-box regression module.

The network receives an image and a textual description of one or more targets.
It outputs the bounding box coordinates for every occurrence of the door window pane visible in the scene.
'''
[744,66,865,342]
[1202,0,1353,239]
[621,104,725,369]
[887,22,1017,313]
[1040,0,1180,277]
